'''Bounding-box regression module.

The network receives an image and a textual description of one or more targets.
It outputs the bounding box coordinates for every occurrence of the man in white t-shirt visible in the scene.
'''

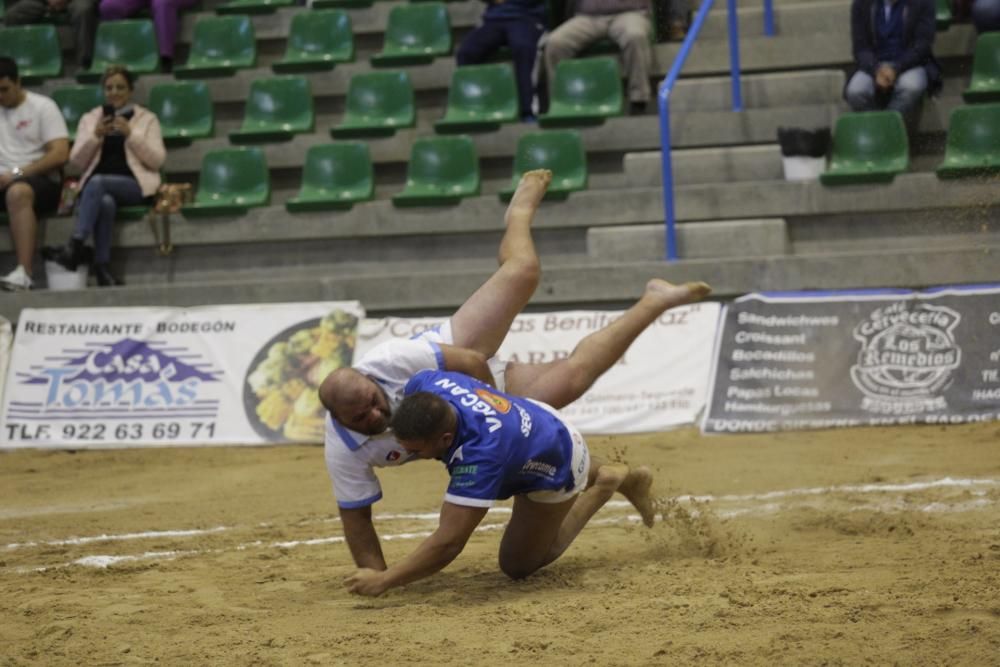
[0,57,70,291]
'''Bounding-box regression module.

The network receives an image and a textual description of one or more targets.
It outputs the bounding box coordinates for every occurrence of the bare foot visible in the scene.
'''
[505,169,552,224]
[643,279,712,310]
[593,462,629,492]
[619,466,656,528]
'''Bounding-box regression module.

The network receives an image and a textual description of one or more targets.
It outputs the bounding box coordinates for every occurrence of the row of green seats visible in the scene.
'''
[51,57,624,147]
[183,131,587,216]
[0,3,454,84]
[821,103,1000,185]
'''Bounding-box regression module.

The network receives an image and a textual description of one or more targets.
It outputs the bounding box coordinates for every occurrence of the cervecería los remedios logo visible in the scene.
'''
[850,302,961,414]
[12,338,222,417]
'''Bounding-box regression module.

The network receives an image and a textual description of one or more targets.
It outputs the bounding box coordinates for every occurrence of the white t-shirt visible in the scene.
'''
[0,91,69,175]
[323,326,451,509]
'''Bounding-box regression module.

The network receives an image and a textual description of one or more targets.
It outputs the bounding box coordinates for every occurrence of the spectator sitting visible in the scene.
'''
[0,56,70,292]
[543,0,688,115]
[97,0,199,73]
[4,0,98,71]
[456,0,548,122]
[845,0,942,119]
[47,66,165,287]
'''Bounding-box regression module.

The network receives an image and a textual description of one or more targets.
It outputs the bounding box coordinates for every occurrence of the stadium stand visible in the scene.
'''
[963,32,1000,102]
[285,141,375,212]
[539,56,625,127]
[935,102,1000,177]
[0,24,63,81]
[434,63,519,133]
[499,130,588,201]
[174,14,256,78]
[272,9,355,74]
[51,84,104,141]
[229,75,315,143]
[392,134,480,205]
[147,80,216,145]
[820,111,910,185]
[0,0,997,315]
[77,19,159,82]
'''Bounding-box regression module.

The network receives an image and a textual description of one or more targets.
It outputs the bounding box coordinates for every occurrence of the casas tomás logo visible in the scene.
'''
[11,338,222,417]
[850,302,961,414]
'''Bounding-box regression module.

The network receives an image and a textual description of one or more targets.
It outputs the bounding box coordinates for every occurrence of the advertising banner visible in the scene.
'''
[358,301,722,434]
[702,285,1000,434]
[1,303,363,448]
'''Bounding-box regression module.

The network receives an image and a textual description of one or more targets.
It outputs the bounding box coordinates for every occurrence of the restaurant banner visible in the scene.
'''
[358,301,722,434]
[1,302,363,448]
[702,285,1000,433]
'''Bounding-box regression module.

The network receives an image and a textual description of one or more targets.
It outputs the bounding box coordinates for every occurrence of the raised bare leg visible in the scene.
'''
[507,278,712,408]
[448,169,552,357]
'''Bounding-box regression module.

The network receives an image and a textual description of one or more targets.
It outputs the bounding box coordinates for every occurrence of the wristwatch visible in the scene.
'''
[11,167,24,180]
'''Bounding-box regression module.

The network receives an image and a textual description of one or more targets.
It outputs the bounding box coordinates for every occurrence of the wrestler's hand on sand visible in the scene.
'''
[345,568,388,597]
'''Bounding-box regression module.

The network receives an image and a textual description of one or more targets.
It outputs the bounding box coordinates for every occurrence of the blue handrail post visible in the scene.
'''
[727,0,743,111]
[658,0,717,261]
[764,0,776,36]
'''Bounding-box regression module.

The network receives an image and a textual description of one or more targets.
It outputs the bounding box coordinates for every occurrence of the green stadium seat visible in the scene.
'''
[499,130,587,201]
[147,80,215,146]
[331,70,415,138]
[935,0,952,30]
[434,63,519,134]
[51,85,104,141]
[312,0,371,8]
[182,147,270,217]
[371,3,452,67]
[229,76,314,143]
[819,111,909,186]
[216,0,293,14]
[273,10,354,74]
[392,136,480,206]
[78,20,159,82]
[174,15,256,78]
[0,25,62,82]
[936,103,1000,178]
[963,33,1000,103]
[286,142,374,213]
[539,56,624,128]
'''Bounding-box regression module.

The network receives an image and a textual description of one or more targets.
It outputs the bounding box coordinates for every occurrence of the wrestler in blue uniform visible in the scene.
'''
[403,369,587,507]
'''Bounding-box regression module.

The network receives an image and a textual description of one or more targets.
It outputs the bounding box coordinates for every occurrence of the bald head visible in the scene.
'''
[319,367,391,435]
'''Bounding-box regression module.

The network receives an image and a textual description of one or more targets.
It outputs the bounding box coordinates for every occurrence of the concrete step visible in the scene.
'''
[4,244,998,323]
[625,145,784,186]
[587,218,790,260]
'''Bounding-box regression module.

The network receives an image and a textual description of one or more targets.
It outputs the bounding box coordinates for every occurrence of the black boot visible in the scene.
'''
[93,263,123,287]
[51,237,88,271]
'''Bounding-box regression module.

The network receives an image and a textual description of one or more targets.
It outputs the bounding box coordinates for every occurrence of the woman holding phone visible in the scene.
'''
[50,65,166,286]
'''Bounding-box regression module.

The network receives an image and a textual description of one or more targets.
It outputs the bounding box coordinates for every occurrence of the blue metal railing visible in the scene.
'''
[658,0,775,260]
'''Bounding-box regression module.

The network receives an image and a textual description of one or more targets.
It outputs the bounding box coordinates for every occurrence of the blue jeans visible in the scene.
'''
[74,174,143,264]
[845,67,928,115]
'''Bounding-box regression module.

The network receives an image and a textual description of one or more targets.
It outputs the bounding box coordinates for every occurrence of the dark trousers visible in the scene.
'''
[4,0,97,66]
[456,17,545,118]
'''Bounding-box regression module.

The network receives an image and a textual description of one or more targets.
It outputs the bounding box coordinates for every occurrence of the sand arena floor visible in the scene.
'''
[1,422,999,666]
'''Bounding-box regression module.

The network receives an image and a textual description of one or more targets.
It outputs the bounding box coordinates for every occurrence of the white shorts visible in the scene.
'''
[524,402,590,504]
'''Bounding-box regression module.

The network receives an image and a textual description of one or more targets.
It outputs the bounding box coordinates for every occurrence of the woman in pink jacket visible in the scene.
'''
[51,65,166,286]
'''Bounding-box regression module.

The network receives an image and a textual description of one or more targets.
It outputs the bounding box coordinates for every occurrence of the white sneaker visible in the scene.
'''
[0,265,33,291]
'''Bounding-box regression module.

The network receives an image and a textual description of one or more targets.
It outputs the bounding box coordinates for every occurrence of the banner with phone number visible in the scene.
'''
[357,301,721,434]
[1,303,363,449]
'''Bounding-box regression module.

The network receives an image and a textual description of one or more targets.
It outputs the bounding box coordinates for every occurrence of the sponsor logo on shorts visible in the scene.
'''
[850,302,961,415]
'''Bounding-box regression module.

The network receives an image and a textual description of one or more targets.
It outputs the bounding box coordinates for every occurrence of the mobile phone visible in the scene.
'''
[102,103,115,119]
